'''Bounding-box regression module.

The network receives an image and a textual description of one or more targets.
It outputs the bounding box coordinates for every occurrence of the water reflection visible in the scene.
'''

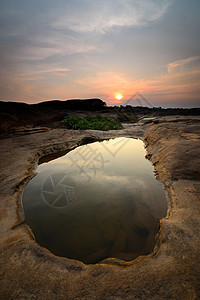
[22,138,167,264]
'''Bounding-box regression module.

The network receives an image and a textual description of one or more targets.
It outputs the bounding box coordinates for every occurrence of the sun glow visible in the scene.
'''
[115,93,123,100]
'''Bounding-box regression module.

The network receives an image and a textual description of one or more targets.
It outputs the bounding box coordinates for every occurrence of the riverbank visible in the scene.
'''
[0,116,199,299]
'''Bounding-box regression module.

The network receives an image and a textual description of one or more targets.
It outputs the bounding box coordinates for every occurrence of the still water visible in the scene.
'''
[22,138,167,264]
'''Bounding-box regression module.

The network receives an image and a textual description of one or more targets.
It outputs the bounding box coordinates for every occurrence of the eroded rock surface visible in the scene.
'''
[0,116,200,299]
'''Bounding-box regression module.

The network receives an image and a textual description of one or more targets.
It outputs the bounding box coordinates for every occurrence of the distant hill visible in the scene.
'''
[34,98,106,110]
[0,99,107,135]
[0,98,106,114]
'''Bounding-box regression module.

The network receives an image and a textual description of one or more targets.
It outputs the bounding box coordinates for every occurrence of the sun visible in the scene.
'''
[115,93,123,100]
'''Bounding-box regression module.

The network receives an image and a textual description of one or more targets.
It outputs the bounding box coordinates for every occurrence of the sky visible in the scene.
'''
[0,0,199,107]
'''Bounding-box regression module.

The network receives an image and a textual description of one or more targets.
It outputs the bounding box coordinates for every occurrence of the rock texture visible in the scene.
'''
[0,116,200,299]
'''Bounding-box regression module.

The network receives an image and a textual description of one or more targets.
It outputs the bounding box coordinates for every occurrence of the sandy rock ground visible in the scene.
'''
[0,116,200,299]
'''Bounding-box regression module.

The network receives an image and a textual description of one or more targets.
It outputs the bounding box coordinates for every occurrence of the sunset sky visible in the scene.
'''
[0,0,199,107]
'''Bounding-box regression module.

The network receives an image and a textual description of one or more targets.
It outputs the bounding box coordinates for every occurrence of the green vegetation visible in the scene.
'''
[117,112,139,122]
[62,115,123,131]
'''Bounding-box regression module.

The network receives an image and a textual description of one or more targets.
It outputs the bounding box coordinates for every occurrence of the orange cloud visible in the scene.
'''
[77,72,157,104]
[77,56,200,106]
[2,56,199,106]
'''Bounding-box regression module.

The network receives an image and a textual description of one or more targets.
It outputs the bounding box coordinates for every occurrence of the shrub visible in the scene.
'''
[62,115,123,131]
